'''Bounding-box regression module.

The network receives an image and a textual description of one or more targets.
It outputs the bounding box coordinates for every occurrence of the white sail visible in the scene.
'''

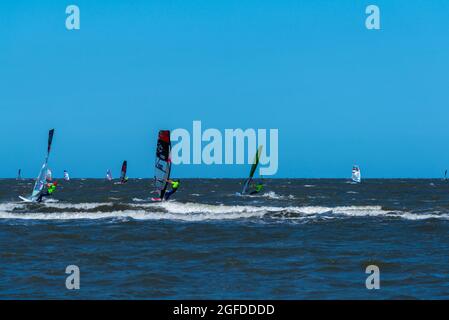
[106,169,113,181]
[64,170,70,181]
[31,163,50,200]
[352,165,361,183]
[46,169,52,181]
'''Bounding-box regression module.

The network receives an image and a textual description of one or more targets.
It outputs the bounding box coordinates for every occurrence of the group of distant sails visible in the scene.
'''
[20,127,261,203]
[103,131,172,200]
[20,128,373,203]
[106,130,172,200]
[21,129,174,202]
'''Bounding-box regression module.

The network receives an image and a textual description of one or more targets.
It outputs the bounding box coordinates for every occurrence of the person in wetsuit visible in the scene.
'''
[37,181,58,203]
[250,182,264,195]
[164,179,180,200]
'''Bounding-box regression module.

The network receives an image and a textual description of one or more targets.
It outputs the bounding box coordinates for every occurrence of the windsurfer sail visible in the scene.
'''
[153,130,171,200]
[64,170,70,181]
[17,169,22,180]
[119,161,128,184]
[106,169,113,181]
[23,129,55,202]
[241,145,263,195]
[46,168,52,181]
[352,165,361,183]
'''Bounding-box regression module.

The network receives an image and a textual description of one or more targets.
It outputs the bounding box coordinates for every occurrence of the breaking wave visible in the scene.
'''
[1,201,449,222]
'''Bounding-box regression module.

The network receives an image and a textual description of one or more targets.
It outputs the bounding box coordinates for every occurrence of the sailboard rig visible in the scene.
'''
[17,169,22,180]
[20,129,55,202]
[119,161,128,184]
[241,145,263,195]
[64,170,70,181]
[152,130,171,201]
[106,169,113,181]
[351,165,361,183]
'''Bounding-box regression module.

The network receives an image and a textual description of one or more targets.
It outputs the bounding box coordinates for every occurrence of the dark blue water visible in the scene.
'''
[1,179,449,299]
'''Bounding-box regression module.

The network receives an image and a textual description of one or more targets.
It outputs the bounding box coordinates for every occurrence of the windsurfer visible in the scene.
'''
[250,182,264,195]
[164,179,180,200]
[37,181,58,203]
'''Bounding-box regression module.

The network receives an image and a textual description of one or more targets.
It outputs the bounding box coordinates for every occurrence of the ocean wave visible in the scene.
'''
[43,202,114,210]
[0,203,26,211]
[1,201,449,222]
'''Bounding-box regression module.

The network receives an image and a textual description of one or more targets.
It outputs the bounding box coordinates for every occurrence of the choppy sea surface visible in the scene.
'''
[1,178,449,299]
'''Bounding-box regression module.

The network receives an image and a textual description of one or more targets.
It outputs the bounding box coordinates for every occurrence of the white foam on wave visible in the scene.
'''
[0,206,266,222]
[1,201,449,222]
[43,198,59,203]
[261,191,281,199]
[0,203,26,211]
[43,202,114,210]
[260,191,292,200]
[0,210,151,221]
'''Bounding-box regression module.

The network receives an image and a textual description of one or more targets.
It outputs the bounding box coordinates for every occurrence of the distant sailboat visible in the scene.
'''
[444,169,447,181]
[106,169,113,181]
[352,165,361,183]
[17,169,22,180]
[64,170,70,181]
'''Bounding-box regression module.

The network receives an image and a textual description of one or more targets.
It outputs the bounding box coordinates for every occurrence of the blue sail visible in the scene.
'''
[30,129,55,201]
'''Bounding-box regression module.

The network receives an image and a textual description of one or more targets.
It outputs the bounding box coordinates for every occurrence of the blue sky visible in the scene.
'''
[1,0,449,178]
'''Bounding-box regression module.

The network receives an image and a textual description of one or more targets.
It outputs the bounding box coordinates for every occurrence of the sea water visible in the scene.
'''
[1,179,449,299]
